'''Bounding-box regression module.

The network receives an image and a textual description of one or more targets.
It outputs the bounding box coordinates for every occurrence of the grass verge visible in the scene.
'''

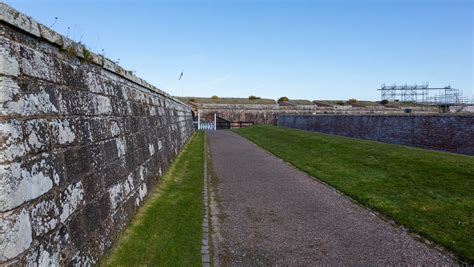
[234,125,474,262]
[100,131,204,266]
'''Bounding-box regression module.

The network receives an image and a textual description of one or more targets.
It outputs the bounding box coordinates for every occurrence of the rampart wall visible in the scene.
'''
[0,4,193,265]
[278,114,474,155]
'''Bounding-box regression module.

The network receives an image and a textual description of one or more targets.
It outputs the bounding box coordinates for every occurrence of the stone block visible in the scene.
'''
[0,3,41,37]
[38,24,63,47]
[101,158,128,187]
[102,139,119,163]
[102,57,115,72]
[133,131,146,150]
[73,119,93,145]
[88,117,110,142]
[0,119,26,163]
[59,61,87,90]
[29,193,59,237]
[0,45,19,77]
[19,46,61,83]
[2,78,59,116]
[80,172,104,201]
[0,153,59,211]
[57,90,95,116]
[50,119,76,147]
[0,208,33,261]
[95,95,112,115]
[58,181,84,223]
[0,77,20,107]
[63,146,91,184]
[25,119,51,153]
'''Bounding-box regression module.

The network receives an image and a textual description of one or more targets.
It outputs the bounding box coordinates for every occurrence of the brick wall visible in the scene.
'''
[0,4,193,265]
[278,114,474,155]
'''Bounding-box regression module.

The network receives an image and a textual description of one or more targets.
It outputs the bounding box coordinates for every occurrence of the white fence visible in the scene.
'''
[195,113,217,130]
[198,122,215,130]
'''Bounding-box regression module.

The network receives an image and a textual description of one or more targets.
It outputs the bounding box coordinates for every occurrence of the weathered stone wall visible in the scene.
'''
[0,4,193,265]
[450,105,474,113]
[193,103,441,125]
[195,103,316,124]
[278,114,474,155]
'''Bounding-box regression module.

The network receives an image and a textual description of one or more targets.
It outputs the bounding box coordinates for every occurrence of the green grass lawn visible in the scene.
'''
[101,131,204,266]
[234,125,474,262]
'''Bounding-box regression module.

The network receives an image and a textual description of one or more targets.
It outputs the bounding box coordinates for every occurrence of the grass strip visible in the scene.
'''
[101,131,204,266]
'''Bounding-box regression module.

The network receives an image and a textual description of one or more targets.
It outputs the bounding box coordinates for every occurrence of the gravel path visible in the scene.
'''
[207,130,454,266]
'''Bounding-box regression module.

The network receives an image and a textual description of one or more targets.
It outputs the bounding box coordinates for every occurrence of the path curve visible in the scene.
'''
[207,130,454,266]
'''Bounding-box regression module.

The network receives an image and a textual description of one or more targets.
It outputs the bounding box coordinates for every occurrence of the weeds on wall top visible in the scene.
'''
[80,46,92,64]
[64,44,77,58]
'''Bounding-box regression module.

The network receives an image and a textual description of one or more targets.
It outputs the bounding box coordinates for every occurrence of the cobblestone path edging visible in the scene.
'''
[201,133,211,266]
[201,132,221,266]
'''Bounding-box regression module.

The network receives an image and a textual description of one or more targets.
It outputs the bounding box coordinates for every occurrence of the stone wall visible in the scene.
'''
[193,103,441,125]
[278,114,474,155]
[450,105,474,113]
[0,4,193,265]
[195,103,316,124]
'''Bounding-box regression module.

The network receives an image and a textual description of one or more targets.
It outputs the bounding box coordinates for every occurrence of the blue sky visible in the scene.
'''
[7,0,473,101]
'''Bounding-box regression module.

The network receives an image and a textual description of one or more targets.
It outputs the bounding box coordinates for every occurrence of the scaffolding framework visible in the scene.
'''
[378,83,474,105]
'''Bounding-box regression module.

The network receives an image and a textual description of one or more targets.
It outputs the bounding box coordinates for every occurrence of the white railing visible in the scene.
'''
[198,122,215,130]
[196,113,217,130]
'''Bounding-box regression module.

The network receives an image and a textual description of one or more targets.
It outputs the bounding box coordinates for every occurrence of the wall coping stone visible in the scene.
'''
[279,114,474,117]
[0,3,188,109]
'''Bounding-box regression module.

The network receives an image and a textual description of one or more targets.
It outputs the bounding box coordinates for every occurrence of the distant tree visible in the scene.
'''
[336,101,345,105]
[277,96,289,103]
[380,99,389,105]
[248,95,261,100]
[188,98,196,103]
[211,95,219,100]
[347,98,357,104]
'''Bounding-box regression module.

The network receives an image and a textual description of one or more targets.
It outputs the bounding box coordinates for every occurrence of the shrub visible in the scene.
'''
[211,95,219,100]
[248,95,261,100]
[336,101,345,105]
[347,98,357,104]
[188,98,196,102]
[380,99,389,105]
[278,96,289,103]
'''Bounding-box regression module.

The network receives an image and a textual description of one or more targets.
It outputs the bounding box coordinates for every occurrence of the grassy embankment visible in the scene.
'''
[234,125,474,262]
[101,131,204,266]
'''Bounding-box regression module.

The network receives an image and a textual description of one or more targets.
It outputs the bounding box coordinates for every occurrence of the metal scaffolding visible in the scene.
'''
[378,83,474,105]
